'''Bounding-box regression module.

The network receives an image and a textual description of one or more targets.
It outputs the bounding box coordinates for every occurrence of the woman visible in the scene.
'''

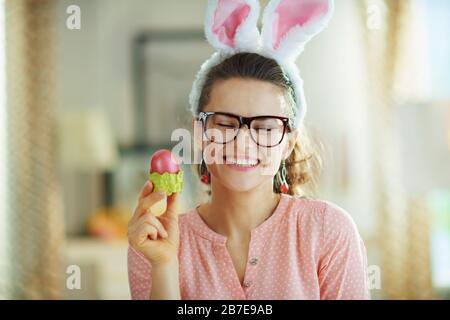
[127,0,370,300]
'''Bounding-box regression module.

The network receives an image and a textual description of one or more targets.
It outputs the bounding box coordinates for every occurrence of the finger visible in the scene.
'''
[128,216,145,235]
[131,191,166,222]
[136,223,158,244]
[147,215,169,238]
[162,192,179,220]
[129,223,156,247]
[139,180,153,201]
[130,181,154,225]
[132,213,168,238]
[140,192,167,215]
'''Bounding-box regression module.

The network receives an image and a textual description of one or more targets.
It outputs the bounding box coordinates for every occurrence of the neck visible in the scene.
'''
[200,179,281,239]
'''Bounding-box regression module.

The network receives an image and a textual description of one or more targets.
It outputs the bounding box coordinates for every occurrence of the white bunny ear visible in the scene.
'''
[261,0,334,62]
[205,0,261,54]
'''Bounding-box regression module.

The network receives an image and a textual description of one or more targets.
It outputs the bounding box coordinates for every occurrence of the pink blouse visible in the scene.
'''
[128,194,371,300]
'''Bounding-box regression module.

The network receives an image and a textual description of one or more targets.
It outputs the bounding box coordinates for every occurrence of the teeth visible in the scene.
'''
[227,158,258,166]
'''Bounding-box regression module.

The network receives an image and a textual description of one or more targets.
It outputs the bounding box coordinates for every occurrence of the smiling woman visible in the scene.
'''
[128,0,371,300]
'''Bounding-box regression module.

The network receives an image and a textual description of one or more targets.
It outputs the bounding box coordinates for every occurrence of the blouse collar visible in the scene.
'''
[189,193,291,244]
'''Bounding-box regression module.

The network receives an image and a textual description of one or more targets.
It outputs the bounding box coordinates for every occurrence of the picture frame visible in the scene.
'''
[132,30,214,146]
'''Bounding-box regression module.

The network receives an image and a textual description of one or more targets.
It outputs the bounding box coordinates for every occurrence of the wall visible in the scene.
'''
[56,0,375,237]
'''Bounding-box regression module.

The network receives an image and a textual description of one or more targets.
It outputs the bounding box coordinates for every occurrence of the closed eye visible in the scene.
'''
[253,127,275,131]
[217,123,238,128]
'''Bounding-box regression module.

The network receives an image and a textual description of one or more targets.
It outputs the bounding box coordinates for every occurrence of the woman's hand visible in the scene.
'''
[127,181,180,267]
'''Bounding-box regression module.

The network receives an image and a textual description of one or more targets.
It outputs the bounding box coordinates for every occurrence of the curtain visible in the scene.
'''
[4,0,65,299]
[361,0,435,299]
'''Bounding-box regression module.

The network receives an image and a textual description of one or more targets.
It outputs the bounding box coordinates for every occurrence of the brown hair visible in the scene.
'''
[195,52,322,197]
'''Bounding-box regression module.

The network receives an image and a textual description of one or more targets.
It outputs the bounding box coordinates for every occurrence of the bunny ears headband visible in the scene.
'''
[189,0,334,128]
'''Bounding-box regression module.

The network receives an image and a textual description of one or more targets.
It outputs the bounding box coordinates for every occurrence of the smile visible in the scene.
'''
[224,157,260,171]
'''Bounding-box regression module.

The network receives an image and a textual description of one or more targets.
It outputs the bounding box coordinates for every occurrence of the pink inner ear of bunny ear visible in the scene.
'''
[212,0,251,48]
[273,0,329,49]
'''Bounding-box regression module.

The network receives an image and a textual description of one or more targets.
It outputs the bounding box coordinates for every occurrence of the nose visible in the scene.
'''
[232,124,258,155]
[236,124,251,143]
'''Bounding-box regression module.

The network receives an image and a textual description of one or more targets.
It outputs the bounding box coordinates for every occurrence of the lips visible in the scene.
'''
[223,156,260,170]
[226,158,258,166]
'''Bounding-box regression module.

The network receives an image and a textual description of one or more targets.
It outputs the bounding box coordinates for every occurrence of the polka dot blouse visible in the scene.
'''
[128,194,371,300]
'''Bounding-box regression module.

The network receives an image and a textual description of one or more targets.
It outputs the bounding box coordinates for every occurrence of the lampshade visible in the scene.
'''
[59,109,119,171]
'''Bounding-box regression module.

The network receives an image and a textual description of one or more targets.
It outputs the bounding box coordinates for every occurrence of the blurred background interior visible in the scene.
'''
[0,0,449,300]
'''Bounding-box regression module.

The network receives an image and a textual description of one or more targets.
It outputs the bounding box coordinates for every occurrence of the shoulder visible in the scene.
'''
[318,199,360,238]
[283,194,359,236]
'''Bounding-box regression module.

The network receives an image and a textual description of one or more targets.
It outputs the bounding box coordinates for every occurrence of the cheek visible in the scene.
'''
[202,141,225,165]
[258,145,284,176]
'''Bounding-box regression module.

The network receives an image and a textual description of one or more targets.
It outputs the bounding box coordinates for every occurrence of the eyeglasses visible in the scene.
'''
[198,111,290,148]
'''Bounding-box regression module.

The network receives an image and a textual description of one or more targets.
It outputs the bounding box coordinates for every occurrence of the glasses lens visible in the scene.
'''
[205,114,240,144]
[250,117,285,147]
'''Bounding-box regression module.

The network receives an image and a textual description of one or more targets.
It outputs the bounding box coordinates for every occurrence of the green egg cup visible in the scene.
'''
[149,170,184,196]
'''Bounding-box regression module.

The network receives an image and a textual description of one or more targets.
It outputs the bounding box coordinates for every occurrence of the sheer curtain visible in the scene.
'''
[361,0,435,299]
[0,0,8,299]
[3,0,65,299]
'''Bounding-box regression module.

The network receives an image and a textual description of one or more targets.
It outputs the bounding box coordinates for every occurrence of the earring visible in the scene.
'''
[200,157,210,184]
[279,160,289,194]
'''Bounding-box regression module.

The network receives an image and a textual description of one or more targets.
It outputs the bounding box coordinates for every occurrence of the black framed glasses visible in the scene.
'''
[198,111,291,148]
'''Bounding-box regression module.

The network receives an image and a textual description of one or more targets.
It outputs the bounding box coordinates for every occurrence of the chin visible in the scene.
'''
[211,172,268,193]
[223,181,261,193]
[210,163,278,192]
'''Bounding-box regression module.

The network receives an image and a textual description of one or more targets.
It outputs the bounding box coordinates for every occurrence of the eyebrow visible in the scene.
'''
[203,110,288,119]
